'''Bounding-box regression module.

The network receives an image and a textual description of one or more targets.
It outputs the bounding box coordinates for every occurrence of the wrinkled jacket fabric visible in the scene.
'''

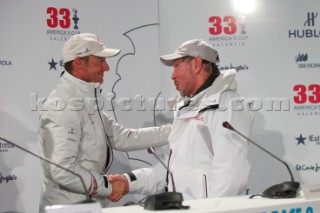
[127,69,253,200]
[38,71,171,210]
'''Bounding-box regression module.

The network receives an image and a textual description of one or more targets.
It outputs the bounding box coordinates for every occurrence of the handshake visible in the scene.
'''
[107,174,129,202]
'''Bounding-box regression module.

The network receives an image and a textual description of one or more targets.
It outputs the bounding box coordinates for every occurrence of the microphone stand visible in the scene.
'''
[0,136,97,204]
[144,147,189,210]
[222,122,300,199]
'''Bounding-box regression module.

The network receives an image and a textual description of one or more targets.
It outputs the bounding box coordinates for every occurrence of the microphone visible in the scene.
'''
[147,147,177,192]
[143,147,189,210]
[0,136,95,204]
[222,121,300,199]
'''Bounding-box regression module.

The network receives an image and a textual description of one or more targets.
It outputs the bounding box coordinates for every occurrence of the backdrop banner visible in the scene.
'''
[0,0,163,212]
[159,0,320,196]
[1,0,320,212]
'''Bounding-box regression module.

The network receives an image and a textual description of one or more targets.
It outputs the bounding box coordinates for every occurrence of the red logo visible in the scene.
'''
[293,84,320,104]
[192,116,204,121]
[47,7,71,29]
[209,16,237,35]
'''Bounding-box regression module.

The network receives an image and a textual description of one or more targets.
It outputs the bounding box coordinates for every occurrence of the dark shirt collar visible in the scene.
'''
[193,73,219,97]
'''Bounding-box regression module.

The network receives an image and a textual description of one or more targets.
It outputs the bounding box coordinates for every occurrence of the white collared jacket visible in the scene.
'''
[38,71,171,211]
[127,69,253,200]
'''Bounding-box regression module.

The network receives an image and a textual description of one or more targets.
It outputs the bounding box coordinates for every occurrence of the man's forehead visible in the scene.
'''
[87,55,106,61]
[173,57,188,66]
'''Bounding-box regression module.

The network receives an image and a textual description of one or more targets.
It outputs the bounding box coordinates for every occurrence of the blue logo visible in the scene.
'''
[256,206,314,213]
[295,52,320,69]
[296,53,308,63]
[304,12,318,27]
[295,133,320,145]
[48,58,58,70]
[48,58,63,71]
[296,134,307,145]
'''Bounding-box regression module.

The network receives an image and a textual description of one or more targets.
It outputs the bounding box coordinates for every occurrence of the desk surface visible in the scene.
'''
[103,195,320,213]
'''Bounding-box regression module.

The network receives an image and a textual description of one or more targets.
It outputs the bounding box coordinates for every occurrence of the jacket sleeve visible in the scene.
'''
[207,91,253,197]
[124,145,169,195]
[38,110,112,198]
[102,111,171,151]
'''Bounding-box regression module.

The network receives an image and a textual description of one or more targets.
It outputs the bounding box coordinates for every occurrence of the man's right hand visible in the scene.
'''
[107,174,129,202]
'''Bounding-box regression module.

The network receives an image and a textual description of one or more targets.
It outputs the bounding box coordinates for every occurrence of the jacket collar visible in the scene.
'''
[168,69,237,118]
[61,71,101,98]
[203,69,237,100]
[193,73,217,97]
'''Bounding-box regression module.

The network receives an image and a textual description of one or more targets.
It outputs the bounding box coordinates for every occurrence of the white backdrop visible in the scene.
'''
[159,0,320,196]
[0,0,163,212]
[1,0,320,212]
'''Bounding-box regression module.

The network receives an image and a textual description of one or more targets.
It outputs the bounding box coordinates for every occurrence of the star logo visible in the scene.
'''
[48,58,58,70]
[295,134,307,145]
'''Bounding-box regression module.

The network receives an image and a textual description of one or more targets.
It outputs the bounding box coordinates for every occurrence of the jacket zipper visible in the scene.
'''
[94,88,113,173]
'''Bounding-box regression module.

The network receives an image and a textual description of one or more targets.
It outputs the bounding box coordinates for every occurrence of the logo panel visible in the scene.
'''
[208,15,249,47]
[46,7,81,42]
[289,12,320,39]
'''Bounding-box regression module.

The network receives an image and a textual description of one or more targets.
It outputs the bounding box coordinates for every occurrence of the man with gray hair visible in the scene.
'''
[110,39,253,202]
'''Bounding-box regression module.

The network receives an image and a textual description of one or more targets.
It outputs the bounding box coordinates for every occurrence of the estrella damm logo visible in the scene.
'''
[46,7,80,41]
[208,15,249,47]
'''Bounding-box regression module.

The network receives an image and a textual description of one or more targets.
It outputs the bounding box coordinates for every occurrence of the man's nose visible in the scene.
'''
[171,69,175,80]
[103,61,110,72]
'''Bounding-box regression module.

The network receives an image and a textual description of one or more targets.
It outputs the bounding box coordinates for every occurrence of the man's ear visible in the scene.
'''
[193,57,203,74]
[73,57,84,70]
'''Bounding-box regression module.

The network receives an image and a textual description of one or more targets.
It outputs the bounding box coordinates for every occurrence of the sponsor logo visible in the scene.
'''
[192,116,204,121]
[0,172,17,184]
[208,15,249,47]
[0,60,12,66]
[293,84,320,116]
[48,58,63,71]
[295,53,320,69]
[0,142,14,152]
[219,63,249,72]
[289,12,320,39]
[295,133,320,145]
[256,206,314,213]
[296,134,307,145]
[46,7,81,41]
[296,163,320,173]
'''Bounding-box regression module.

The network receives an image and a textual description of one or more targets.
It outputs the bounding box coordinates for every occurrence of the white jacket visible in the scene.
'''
[127,69,253,200]
[38,71,171,210]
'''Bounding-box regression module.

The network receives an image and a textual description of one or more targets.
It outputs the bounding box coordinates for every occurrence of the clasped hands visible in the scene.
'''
[107,174,129,202]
